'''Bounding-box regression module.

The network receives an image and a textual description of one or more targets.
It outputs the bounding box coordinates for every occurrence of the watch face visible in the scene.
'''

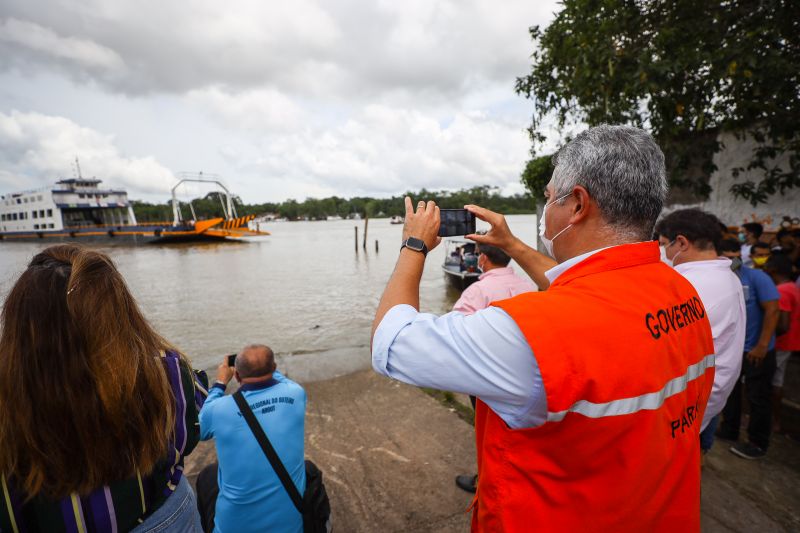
[406,237,425,251]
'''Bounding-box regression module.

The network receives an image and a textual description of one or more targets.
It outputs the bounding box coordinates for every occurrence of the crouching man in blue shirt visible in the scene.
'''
[197,344,306,533]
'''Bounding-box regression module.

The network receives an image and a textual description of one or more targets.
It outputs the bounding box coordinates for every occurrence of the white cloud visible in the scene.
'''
[187,87,310,133]
[0,1,557,98]
[0,18,126,79]
[0,110,174,196]
[0,1,560,202]
[231,104,531,200]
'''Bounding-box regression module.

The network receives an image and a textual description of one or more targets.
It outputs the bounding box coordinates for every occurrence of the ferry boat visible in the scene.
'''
[0,174,269,243]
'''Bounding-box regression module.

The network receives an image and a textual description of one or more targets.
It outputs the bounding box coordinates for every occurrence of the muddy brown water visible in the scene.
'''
[0,215,536,380]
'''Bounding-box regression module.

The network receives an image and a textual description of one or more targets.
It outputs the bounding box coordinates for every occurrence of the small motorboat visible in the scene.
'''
[442,238,481,291]
[390,215,404,224]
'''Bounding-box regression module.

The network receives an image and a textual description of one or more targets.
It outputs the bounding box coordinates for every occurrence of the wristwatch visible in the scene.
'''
[401,237,428,257]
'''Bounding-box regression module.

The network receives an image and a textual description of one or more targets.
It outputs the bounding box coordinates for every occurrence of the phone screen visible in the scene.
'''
[438,209,477,237]
[227,353,237,367]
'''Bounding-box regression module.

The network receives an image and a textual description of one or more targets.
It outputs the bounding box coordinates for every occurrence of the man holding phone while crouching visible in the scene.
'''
[197,345,307,533]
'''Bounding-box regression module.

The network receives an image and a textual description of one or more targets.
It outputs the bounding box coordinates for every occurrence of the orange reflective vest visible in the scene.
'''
[472,242,714,532]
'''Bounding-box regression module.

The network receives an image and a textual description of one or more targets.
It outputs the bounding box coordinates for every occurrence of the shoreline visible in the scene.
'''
[186,368,800,532]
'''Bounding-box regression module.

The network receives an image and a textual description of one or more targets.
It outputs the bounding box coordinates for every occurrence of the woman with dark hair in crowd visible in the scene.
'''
[0,244,208,532]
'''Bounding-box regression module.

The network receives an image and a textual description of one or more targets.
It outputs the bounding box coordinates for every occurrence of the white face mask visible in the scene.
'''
[660,244,672,267]
[539,192,573,257]
[661,240,682,267]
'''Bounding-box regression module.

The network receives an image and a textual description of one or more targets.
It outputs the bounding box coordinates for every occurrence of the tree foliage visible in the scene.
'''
[132,186,535,222]
[515,0,799,205]
[520,154,554,200]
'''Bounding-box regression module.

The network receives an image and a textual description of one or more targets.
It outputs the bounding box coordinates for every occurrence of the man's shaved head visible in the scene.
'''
[234,344,276,379]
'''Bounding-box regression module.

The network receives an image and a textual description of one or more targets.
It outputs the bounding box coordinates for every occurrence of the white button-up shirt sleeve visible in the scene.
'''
[372,303,547,429]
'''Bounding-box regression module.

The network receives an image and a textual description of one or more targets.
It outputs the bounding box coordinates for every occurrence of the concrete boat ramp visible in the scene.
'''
[185,369,800,532]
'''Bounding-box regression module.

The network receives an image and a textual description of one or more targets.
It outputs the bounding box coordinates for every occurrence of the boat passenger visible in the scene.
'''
[0,244,208,533]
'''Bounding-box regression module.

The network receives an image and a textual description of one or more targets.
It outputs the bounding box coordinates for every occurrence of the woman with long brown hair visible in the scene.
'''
[0,244,208,532]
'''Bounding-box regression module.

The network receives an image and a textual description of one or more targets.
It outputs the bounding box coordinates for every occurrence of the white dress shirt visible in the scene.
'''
[372,247,604,429]
[674,258,746,430]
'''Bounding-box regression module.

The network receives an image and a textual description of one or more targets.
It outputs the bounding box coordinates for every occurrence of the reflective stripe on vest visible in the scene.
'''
[547,353,715,423]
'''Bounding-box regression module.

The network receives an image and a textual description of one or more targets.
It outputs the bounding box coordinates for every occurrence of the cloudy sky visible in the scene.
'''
[0,0,563,203]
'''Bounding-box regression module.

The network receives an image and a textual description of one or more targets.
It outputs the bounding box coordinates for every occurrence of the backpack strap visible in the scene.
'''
[232,390,303,513]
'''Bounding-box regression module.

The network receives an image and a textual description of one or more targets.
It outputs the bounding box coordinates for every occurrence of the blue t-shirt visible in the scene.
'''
[736,266,780,351]
[200,371,306,533]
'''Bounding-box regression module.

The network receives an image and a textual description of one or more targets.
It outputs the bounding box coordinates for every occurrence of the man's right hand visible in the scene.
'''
[216,358,235,385]
[402,196,441,252]
[464,204,519,253]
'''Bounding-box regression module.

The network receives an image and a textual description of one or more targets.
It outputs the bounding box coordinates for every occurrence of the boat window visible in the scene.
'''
[47,209,53,217]
[48,223,54,228]
[40,209,45,217]
[33,224,39,230]
[16,198,20,204]
[32,211,37,219]
[12,213,17,220]
[38,195,43,201]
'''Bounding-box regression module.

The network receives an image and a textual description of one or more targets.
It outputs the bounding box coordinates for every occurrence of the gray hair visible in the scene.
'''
[235,344,276,378]
[551,124,667,240]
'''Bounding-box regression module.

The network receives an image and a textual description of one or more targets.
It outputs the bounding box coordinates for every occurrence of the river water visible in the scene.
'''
[0,215,536,381]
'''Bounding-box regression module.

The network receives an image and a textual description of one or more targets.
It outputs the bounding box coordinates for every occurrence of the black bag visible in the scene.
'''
[233,391,331,533]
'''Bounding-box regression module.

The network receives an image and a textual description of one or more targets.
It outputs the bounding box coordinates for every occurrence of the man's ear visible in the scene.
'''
[675,235,690,250]
[567,185,592,225]
[234,370,241,383]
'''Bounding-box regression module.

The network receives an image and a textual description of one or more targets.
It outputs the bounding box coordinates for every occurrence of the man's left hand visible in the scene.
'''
[746,344,767,366]
[402,197,441,252]
[216,358,235,385]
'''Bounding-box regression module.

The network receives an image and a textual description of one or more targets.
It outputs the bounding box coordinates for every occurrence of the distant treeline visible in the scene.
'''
[132,185,535,222]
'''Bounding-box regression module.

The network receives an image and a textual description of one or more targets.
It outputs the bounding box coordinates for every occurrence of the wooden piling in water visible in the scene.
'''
[375,239,379,252]
[363,217,369,250]
[354,226,358,252]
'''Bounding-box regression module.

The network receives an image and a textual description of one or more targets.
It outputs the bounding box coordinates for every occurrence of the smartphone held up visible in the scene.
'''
[438,209,476,237]
[227,353,237,367]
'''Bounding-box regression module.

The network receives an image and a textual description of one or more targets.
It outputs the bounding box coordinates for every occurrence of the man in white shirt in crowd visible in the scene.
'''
[656,208,746,455]
[452,241,536,493]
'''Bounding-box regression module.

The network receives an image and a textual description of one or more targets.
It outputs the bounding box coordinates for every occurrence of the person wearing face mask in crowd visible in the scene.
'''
[371,125,714,531]
[654,209,746,458]
[740,222,765,267]
[750,242,771,269]
[451,241,536,494]
[717,237,781,459]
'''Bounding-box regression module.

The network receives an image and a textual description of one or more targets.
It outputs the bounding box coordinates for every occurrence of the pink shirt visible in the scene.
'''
[453,266,536,315]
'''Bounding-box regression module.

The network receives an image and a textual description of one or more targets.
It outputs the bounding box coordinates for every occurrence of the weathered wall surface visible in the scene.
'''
[673,131,798,227]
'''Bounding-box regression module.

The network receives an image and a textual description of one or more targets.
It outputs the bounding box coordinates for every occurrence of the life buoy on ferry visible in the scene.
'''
[108,230,115,238]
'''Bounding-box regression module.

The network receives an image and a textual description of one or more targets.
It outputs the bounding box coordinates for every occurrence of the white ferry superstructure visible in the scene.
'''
[0,177,268,243]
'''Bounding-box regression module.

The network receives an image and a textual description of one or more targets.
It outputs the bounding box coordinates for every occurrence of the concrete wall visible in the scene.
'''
[684,131,798,227]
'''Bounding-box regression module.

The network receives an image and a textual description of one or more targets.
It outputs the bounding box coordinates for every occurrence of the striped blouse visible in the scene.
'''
[0,351,209,533]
